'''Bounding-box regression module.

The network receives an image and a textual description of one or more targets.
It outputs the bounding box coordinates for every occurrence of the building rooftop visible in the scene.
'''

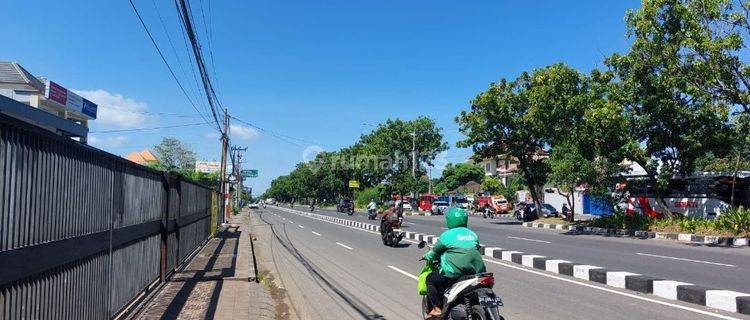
[125,149,158,165]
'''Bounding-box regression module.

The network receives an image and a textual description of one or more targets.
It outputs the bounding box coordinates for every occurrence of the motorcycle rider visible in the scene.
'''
[422,207,486,318]
[367,199,377,217]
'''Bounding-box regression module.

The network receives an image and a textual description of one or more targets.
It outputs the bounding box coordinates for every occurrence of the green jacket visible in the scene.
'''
[423,227,486,278]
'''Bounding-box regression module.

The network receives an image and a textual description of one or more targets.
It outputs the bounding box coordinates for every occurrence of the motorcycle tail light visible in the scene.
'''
[478,276,494,287]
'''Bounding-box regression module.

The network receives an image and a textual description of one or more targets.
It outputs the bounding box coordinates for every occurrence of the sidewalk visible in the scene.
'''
[136,210,275,320]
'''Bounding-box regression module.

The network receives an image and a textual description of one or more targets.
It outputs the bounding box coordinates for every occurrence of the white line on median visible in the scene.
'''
[312,231,321,236]
[635,253,736,267]
[336,242,354,250]
[508,236,551,244]
[298,225,304,229]
[481,258,741,320]
[388,265,418,280]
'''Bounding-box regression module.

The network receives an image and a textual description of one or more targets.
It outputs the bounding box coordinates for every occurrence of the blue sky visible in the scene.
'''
[0,1,638,194]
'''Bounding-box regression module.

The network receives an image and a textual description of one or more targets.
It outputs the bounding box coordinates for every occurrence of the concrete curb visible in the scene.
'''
[521,222,750,247]
[272,206,750,315]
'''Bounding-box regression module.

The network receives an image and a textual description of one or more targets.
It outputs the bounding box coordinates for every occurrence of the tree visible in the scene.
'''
[456,71,550,213]
[606,0,736,211]
[481,176,502,194]
[358,117,448,197]
[441,163,486,191]
[153,137,197,174]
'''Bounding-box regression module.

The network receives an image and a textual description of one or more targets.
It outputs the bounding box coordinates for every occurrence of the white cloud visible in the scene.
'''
[206,131,220,139]
[230,124,259,140]
[88,135,128,148]
[74,89,155,129]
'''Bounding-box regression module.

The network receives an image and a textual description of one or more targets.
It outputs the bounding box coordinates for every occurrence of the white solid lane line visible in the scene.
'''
[312,231,321,236]
[298,225,304,228]
[388,265,419,281]
[336,242,354,250]
[507,236,551,244]
[482,258,741,320]
[635,252,736,267]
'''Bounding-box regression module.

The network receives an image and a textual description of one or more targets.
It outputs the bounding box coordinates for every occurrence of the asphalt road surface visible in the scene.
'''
[255,206,749,320]
[309,207,750,293]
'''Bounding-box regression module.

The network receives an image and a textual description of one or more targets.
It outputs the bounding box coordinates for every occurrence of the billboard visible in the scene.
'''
[44,80,97,119]
[195,161,220,173]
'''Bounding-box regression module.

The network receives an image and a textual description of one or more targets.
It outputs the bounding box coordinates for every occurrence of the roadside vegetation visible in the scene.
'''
[583,207,750,237]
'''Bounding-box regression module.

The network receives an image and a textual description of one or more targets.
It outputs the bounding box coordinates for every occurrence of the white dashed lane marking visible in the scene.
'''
[336,242,354,250]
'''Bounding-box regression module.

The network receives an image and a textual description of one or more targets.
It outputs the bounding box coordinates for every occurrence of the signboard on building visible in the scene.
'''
[195,161,220,173]
[44,80,97,119]
[242,169,258,178]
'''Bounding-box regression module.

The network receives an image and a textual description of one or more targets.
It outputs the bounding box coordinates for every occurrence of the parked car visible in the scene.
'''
[431,200,449,215]
[249,202,259,209]
[530,203,559,218]
[492,196,512,213]
[337,199,354,213]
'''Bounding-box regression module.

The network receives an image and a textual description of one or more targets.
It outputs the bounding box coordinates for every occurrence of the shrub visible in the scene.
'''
[718,207,750,236]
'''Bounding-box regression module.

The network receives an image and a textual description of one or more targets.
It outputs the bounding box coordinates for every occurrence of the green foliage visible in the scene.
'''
[186,171,220,190]
[265,117,447,203]
[355,186,386,208]
[717,207,750,236]
[441,163,485,191]
[481,176,502,195]
[153,137,197,174]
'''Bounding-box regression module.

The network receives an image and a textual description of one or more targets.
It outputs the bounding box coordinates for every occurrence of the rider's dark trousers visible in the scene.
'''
[426,272,458,309]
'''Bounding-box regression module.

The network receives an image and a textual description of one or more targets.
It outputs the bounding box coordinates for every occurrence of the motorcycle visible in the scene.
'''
[309,204,315,212]
[380,213,404,247]
[347,206,354,216]
[417,241,504,320]
[367,208,377,220]
[481,206,494,219]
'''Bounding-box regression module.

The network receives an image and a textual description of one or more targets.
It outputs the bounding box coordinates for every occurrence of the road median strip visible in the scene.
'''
[521,222,750,247]
[268,206,750,315]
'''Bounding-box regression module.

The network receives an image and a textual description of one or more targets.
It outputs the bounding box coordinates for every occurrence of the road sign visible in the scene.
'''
[348,180,360,188]
[242,169,258,178]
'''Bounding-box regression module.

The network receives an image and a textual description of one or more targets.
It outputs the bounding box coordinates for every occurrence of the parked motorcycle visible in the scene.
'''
[417,241,504,320]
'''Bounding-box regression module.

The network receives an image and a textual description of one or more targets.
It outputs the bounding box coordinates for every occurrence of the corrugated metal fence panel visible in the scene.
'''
[0,252,110,320]
[109,235,160,314]
[0,113,219,319]
[0,122,113,252]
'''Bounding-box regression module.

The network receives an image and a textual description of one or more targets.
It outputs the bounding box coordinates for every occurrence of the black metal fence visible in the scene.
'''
[0,113,221,319]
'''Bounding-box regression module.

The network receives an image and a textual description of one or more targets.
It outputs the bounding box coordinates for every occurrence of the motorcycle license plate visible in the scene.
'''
[479,295,503,308]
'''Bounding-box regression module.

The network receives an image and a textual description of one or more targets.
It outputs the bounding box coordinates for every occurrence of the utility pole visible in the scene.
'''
[219,108,230,223]
[411,131,417,200]
[428,166,432,195]
[231,146,248,209]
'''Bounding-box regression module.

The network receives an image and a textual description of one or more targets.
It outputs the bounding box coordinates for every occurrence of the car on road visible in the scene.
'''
[336,198,354,213]
[249,202,259,209]
[395,200,413,211]
[430,200,449,215]
[453,196,470,209]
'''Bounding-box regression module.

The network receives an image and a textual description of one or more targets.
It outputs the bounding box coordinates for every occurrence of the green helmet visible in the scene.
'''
[445,207,468,229]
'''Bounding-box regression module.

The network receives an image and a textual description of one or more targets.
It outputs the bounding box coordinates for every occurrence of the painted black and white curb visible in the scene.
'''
[271,206,750,315]
[522,222,750,247]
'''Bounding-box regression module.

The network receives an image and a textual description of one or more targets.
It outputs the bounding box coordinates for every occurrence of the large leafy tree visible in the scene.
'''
[441,163,485,191]
[606,0,736,210]
[358,117,448,196]
[152,137,197,174]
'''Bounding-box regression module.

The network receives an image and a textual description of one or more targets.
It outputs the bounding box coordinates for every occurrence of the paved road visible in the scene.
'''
[256,206,749,320]
[306,207,750,294]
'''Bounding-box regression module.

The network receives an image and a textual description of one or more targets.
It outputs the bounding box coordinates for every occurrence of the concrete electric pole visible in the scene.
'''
[219,108,230,223]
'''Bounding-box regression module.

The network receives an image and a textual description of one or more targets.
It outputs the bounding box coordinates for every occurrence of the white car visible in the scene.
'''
[431,201,449,215]
[249,202,259,209]
[396,200,413,211]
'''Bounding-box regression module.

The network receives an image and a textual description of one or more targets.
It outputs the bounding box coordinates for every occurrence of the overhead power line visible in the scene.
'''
[90,122,210,133]
[175,0,224,136]
[231,116,322,148]
[127,0,216,131]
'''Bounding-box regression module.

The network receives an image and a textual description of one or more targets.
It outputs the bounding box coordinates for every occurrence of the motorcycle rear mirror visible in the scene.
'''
[417,241,427,249]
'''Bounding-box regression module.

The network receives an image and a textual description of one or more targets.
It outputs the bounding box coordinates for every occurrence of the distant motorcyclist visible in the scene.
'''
[422,207,486,318]
[367,199,377,213]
